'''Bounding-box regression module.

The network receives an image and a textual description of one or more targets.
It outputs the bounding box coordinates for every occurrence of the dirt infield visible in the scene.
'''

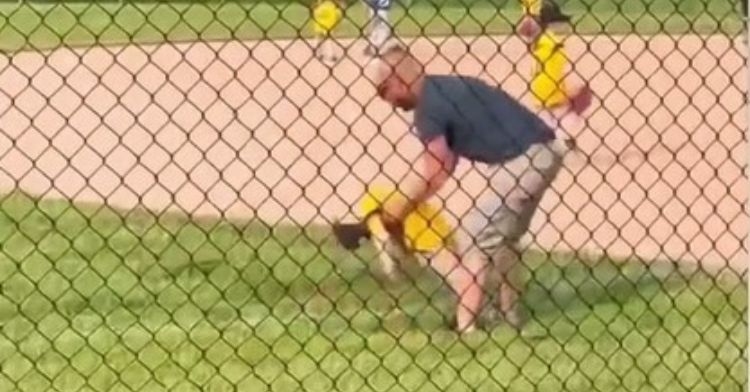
[0,34,746,272]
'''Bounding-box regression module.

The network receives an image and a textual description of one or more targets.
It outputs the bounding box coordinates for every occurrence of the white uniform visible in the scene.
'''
[364,0,392,54]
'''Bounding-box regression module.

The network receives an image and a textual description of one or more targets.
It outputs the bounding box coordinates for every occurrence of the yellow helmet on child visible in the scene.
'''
[358,185,454,253]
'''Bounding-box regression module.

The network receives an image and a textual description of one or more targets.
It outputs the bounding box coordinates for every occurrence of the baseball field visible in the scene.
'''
[0,0,745,51]
[0,1,747,391]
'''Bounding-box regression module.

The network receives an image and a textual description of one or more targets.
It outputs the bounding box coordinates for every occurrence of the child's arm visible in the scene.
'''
[517,0,542,38]
[521,0,542,16]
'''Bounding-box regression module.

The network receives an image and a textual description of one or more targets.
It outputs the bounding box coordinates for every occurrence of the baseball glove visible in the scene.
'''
[331,185,454,256]
[332,221,371,250]
[569,85,593,115]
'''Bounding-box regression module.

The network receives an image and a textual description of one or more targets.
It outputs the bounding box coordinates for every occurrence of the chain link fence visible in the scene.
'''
[0,1,747,391]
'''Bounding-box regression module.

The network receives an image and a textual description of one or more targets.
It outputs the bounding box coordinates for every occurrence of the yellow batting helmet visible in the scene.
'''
[358,185,454,254]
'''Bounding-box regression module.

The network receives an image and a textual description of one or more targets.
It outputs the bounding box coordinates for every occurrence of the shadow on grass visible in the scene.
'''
[523,253,663,323]
[1,192,746,392]
[1,191,745,337]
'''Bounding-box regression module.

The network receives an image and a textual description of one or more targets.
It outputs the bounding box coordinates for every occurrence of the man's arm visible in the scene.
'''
[383,135,457,222]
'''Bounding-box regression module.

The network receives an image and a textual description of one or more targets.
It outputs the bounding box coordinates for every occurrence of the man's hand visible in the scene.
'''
[379,135,456,253]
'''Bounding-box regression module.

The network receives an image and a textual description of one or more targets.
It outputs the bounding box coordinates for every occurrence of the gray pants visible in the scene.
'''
[456,139,567,317]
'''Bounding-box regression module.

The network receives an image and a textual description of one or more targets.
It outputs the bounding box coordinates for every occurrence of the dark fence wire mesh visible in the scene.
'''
[0,1,747,391]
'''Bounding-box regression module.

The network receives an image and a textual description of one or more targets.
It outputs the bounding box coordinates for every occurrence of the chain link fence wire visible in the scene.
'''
[0,0,747,391]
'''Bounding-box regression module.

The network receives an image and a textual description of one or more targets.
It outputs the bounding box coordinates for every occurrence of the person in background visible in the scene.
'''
[312,0,344,62]
[528,0,592,135]
[363,0,393,57]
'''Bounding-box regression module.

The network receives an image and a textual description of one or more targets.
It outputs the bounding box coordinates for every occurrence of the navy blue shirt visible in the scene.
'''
[414,75,554,164]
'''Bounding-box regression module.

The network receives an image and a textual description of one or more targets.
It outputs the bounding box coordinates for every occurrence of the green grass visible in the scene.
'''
[0,192,746,391]
[0,0,744,52]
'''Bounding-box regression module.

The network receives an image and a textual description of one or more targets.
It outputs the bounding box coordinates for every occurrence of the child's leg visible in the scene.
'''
[365,6,391,54]
[369,219,408,278]
[372,9,391,49]
[322,34,336,61]
[315,31,338,62]
[313,30,324,58]
[372,237,397,277]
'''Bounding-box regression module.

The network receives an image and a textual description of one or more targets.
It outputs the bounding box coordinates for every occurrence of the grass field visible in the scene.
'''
[0,192,745,391]
[0,0,745,52]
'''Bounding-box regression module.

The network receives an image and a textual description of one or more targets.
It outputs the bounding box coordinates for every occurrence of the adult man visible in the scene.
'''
[371,46,571,332]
